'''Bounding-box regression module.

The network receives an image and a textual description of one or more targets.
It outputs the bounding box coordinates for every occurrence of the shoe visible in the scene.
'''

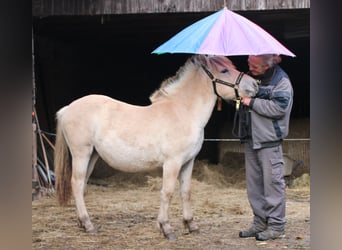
[239,227,264,238]
[255,228,284,241]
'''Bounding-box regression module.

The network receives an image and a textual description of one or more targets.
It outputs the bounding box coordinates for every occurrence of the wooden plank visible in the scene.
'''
[32,0,310,16]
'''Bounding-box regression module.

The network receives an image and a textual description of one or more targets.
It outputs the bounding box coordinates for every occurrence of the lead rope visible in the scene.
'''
[232,102,251,139]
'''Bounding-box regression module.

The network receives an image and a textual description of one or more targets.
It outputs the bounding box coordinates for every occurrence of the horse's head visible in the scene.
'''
[193,55,259,101]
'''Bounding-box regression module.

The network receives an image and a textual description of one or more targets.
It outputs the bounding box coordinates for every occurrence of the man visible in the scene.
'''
[238,54,293,241]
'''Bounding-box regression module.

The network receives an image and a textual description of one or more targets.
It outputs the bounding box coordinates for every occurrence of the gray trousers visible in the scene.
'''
[244,143,286,231]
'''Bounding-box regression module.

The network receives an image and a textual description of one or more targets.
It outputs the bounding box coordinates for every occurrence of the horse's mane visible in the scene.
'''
[149,58,194,102]
[149,55,236,103]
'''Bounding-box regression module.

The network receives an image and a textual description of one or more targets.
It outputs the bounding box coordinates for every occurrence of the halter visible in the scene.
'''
[200,63,255,139]
[200,64,244,102]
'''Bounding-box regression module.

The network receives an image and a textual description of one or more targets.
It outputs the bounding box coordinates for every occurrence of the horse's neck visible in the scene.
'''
[171,73,218,128]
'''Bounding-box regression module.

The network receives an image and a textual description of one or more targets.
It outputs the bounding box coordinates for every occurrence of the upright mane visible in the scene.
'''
[149,58,195,103]
[149,55,236,103]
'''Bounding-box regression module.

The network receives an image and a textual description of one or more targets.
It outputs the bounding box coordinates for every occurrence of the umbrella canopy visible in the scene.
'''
[152,7,295,57]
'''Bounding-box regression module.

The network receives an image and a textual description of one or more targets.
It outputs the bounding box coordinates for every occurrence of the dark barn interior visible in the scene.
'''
[33,8,309,164]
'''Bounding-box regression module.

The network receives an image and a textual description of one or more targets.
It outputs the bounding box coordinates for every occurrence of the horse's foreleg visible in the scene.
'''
[71,155,97,234]
[158,161,181,240]
[179,159,199,234]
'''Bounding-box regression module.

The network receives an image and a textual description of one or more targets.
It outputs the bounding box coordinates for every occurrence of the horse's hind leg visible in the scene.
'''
[84,152,99,194]
[71,150,97,233]
[179,158,199,234]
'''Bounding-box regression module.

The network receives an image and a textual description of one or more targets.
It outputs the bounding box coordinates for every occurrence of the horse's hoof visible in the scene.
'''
[159,221,177,240]
[165,232,177,241]
[189,224,200,234]
[183,219,199,234]
[85,225,98,234]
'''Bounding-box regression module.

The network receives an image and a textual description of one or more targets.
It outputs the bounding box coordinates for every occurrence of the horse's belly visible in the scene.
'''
[108,158,162,173]
[96,144,163,173]
[94,125,204,173]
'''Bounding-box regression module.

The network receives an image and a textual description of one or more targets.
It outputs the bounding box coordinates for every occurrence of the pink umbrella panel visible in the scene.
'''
[152,7,295,57]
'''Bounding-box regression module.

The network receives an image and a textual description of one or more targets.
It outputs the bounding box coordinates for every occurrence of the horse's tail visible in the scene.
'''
[54,110,72,206]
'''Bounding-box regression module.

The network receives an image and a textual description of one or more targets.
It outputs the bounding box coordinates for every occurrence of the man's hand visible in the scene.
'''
[241,97,252,106]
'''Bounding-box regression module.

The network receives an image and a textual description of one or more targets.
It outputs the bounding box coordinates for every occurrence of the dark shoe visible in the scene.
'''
[239,227,264,238]
[255,228,284,241]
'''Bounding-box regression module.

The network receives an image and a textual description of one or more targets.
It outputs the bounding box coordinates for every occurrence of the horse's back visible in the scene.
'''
[57,94,122,123]
[56,95,119,144]
[59,94,117,113]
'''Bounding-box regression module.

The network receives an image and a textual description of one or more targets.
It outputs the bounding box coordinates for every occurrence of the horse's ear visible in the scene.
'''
[190,55,197,64]
[192,54,199,61]
[211,56,236,70]
[193,54,207,66]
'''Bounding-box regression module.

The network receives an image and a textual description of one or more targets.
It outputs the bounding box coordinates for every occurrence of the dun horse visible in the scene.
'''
[54,55,259,240]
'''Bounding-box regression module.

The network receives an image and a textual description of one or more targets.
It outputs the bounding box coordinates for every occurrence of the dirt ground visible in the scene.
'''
[32,160,310,249]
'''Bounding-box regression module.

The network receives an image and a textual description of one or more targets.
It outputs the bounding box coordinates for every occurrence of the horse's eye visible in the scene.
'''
[221,68,229,73]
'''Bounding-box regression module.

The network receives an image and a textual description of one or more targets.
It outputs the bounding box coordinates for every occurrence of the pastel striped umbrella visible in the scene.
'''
[152,7,295,57]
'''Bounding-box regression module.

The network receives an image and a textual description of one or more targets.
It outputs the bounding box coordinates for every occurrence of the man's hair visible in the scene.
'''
[258,54,282,67]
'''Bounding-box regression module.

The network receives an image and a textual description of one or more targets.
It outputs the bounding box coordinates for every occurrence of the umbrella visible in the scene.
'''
[152,7,295,57]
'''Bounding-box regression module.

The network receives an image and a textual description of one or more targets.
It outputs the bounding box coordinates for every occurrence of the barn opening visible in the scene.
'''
[33,8,309,176]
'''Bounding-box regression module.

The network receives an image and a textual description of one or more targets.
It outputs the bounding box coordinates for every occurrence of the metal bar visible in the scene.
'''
[34,107,54,191]
[203,138,310,142]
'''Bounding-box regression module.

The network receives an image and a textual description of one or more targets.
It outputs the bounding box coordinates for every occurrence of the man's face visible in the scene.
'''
[247,56,269,76]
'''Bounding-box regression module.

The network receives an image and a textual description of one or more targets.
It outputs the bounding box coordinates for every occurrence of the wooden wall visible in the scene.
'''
[32,0,310,16]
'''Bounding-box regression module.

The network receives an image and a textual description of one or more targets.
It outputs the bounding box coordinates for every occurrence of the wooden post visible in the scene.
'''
[32,121,41,200]
[32,29,41,200]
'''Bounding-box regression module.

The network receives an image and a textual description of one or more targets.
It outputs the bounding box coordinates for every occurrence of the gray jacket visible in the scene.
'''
[247,65,293,149]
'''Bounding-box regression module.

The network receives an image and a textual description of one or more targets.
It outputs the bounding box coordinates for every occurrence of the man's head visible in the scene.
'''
[247,54,281,76]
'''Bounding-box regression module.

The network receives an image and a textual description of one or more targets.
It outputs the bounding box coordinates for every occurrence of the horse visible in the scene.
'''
[54,54,259,240]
